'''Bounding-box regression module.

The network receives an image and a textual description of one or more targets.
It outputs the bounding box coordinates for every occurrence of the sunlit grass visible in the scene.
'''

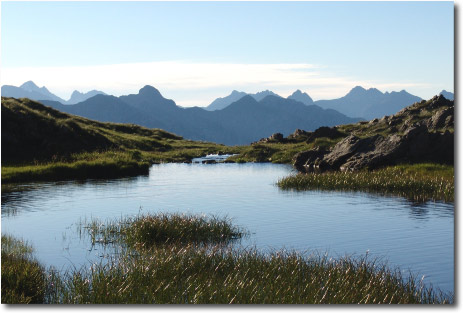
[227,143,310,163]
[2,212,453,305]
[1,235,46,304]
[81,213,245,248]
[46,246,451,304]
[277,163,454,202]
[1,151,150,184]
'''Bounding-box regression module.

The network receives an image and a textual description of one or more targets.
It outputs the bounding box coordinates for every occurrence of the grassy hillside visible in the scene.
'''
[1,97,239,183]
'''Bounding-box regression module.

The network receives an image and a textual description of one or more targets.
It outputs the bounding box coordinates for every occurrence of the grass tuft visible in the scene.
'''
[82,213,245,249]
[1,235,46,304]
[277,163,454,202]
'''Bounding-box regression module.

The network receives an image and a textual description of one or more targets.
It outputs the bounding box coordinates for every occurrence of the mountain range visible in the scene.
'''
[314,86,423,120]
[206,87,426,120]
[1,81,106,104]
[35,85,358,145]
[3,81,452,120]
[206,89,313,111]
[2,81,453,145]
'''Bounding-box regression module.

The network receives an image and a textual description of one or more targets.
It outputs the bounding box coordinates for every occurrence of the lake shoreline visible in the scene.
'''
[1,213,453,304]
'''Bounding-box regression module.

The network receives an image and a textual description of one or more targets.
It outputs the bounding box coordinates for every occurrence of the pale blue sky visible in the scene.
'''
[1,1,454,107]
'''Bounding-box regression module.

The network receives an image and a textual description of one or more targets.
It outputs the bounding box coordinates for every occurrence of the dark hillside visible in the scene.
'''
[1,97,181,163]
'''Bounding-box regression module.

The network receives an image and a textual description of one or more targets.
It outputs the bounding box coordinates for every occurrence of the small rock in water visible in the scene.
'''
[202,160,217,164]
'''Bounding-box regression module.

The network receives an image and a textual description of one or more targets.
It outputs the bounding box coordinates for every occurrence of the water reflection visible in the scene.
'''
[1,175,150,216]
[277,188,454,221]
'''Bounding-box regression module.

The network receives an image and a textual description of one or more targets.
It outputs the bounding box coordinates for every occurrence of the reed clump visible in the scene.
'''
[277,163,454,202]
[1,235,46,304]
[83,213,245,248]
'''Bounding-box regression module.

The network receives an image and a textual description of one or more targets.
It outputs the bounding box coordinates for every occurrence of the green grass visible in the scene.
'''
[46,245,450,304]
[1,145,242,184]
[277,163,454,202]
[1,151,150,184]
[2,212,452,304]
[225,138,345,165]
[1,235,46,304]
[227,142,311,164]
[82,213,246,248]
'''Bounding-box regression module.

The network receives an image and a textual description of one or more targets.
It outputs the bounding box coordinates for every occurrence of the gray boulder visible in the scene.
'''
[294,124,453,173]
[258,132,285,143]
[293,147,329,172]
[306,126,344,143]
[427,106,454,130]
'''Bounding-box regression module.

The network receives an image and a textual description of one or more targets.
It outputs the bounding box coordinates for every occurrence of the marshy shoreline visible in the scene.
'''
[1,213,453,304]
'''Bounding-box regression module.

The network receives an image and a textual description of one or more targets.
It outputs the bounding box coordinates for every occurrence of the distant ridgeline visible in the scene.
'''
[12,85,360,145]
[205,87,428,121]
[1,81,106,104]
[1,81,454,145]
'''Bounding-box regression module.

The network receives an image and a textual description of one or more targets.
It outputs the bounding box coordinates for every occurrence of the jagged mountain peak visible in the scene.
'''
[139,85,162,96]
[255,89,278,95]
[287,89,314,106]
[252,90,281,102]
[19,80,52,94]
[70,90,84,97]
[20,80,40,91]
[11,81,65,102]
[345,86,384,98]
[349,85,366,92]
[439,90,454,100]
[236,94,257,103]
[291,89,304,95]
[67,89,107,104]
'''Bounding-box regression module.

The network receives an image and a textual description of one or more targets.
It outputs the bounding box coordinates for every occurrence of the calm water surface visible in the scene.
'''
[1,163,454,293]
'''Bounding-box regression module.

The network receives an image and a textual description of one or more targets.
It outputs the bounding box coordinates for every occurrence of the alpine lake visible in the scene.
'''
[1,156,454,294]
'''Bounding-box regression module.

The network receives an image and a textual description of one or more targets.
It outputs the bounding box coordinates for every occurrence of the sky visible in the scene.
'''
[0,1,454,107]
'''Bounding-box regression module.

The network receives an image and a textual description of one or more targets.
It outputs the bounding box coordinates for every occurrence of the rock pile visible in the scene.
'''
[293,95,454,173]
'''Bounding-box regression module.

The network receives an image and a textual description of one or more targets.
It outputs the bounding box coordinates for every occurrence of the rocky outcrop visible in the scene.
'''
[427,106,454,130]
[257,132,286,143]
[293,147,329,172]
[293,95,454,173]
[287,129,310,141]
[287,126,345,144]
[306,126,344,143]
